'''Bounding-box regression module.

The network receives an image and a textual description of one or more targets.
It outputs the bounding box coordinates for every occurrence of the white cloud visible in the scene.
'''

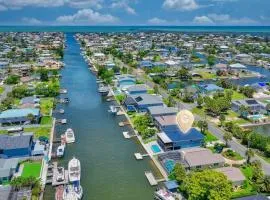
[67,0,103,9]
[193,16,214,24]
[111,0,136,15]
[0,0,103,10]
[22,17,42,25]
[148,17,167,25]
[56,9,119,25]
[193,14,257,25]
[163,0,199,11]
[0,0,65,9]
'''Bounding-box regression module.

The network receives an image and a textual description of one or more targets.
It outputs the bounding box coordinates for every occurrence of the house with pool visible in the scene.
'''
[157,147,225,174]
[115,74,136,90]
[123,93,164,112]
[154,114,204,151]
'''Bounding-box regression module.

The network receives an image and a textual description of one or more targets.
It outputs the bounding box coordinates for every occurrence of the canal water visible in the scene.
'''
[44,33,156,199]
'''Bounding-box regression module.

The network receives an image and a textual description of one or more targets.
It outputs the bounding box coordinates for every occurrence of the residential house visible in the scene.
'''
[125,84,148,95]
[123,94,164,112]
[215,167,245,186]
[0,158,19,183]
[197,84,224,94]
[0,133,34,158]
[179,147,225,170]
[232,99,266,116]
[147,106,178,117]
[0,108,41,124]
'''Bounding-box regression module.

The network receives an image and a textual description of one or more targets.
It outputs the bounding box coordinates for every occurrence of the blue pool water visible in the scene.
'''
[164,159,176,173]
[151,145,161,153]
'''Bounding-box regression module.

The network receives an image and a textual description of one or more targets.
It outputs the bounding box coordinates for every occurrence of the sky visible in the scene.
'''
[0,0,269,26]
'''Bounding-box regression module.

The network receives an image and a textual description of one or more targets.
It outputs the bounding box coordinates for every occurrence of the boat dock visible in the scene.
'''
[49,162,69,186]
[122,131,136,139]
[118,121,130,127]
[134,153,149,160]
[144,171,165,186]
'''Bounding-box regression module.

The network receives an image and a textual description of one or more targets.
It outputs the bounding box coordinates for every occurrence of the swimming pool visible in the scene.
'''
[164,159,175,173]
[151,144,161,153]
[249,114,264,120]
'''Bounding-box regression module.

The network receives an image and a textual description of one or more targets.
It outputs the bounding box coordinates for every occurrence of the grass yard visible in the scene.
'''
[204,130,218,143]
[0,130,8,134]
[21,161,42,178]
[0,86,4,94]
[24,127,51,138]
[230,90,246,100]
[40,98,54,115]
[40,116,53,125]
[199,71,217,79]
[231,166,256,199]
[222,149,244,161]
[192,107,205,117]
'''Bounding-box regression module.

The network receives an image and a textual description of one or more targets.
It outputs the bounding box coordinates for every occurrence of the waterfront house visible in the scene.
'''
[232,99,266,116]
[229,63,247,70]
[147,106,178,117]
[0,133,34,158]
[235,53,252,64]
[20,96,40,108]
[123,94,164,112]
[125,84,148,95]
[179,147,225,170]
[0,158,19,184]
[0,108,41,125]
[139,60,153,68]
[215,167,245,187]
[197,84,224,94]
[115,74,136,90]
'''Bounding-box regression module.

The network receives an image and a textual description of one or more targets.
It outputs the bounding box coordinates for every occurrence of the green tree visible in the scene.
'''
[196,95,204,108]
[182,170,232,200]
[40,69,49,82]
[27,113,35,123]
[171,163,186,184]
[223,132,232,147]
[246,148,254,164]
[5,75,20,85]
[207,55,216,67]
[219,114,226,127]
[197,120,208,133]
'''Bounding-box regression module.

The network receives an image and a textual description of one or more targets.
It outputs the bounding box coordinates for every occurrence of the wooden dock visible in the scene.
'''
[118,121,130,127]
[145,171,158,186]
[134,153,148,160]
[51,162,69,186]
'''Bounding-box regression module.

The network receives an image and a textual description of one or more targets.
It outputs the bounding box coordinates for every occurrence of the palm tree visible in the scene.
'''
[197,120,208,133]
[259,175,270,192]
[223,132,232,147]
[246,148,254,164]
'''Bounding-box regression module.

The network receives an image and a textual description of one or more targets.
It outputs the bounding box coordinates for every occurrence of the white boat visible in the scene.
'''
[73,182,83,199]
[65,129,75,144]
[56,167,65,182]
[56,145,65,157]
[68,157,81,182]
[63,185,78,200]
[109,105,117,114]
[154,188,175,200]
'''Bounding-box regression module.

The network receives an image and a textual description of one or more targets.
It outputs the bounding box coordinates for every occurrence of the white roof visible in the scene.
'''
[157,132,172,143]
[229,63,246,69]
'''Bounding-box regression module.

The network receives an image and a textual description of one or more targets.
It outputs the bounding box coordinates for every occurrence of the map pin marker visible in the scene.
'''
[176,110,194,134]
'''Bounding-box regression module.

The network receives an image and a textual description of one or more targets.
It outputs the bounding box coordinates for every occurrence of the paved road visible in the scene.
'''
[0,85,12,102]
[116,57,270,175]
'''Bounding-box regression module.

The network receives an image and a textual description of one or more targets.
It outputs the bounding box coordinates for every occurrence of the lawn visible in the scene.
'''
[231,166,256,199]
[222,149,243,161]
[199,71,217,79]
[40,116,53,125]
[204,130,218,143]
[21,161,42,178]
[0,86,4,94]
[230,90,246,100]
[24,127,51,138]
[192,107,205,117]
[0,130,8,134]
[40,98,54,115]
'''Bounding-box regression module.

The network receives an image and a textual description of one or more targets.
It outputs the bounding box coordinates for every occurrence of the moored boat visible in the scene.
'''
[65,128,75,144]
[63,185,78,200]
[68,157,81,182]
[56,145,65,157]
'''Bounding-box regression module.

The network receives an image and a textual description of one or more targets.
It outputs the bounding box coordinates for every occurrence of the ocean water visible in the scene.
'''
[0,26,270,34]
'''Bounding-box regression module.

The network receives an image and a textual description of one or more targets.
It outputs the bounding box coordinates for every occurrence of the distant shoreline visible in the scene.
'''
[0,26,270,34]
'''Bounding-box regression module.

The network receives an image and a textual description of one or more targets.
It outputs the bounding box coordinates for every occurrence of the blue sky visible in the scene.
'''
[0,0,269,25]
